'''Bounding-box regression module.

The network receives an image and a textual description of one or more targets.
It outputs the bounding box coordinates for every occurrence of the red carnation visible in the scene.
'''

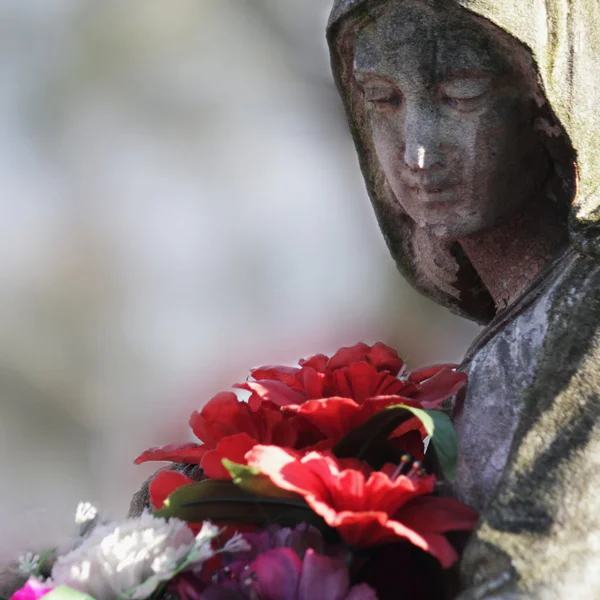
[245,445,478,568]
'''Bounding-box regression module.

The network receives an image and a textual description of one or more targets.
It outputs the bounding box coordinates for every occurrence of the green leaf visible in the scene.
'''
[398,406,458,481]
[333,404,458,481]
[34,547,56,577]
[154,479,339,541]
[43,586,95,600]
[222,459,299,499]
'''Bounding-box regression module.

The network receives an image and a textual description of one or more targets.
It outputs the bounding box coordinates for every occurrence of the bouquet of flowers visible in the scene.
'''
[6,343,478,600]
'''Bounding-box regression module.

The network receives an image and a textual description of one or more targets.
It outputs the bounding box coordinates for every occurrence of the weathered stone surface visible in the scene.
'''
[327,0,600,597]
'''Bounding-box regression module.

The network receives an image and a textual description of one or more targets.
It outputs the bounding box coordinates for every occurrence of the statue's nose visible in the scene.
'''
[403,108,445,170]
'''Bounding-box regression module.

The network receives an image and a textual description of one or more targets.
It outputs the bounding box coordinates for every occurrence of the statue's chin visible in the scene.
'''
[419,214,503,243]
[419,222,471,242]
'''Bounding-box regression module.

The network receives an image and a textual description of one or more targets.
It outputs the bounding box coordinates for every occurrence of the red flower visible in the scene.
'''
[301,342,404,375]
[136,392,324,479]
[241,343,465,413]
[244,348,466,458]
[245,446,478,568]
[282,395,425,447]
[135,344,465,482]
[240,343,411,407]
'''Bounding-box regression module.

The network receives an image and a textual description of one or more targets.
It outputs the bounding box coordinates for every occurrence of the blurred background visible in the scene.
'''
[0,0,479,550]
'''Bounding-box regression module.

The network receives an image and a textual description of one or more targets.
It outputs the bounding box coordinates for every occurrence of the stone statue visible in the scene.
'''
[327,0,600,597]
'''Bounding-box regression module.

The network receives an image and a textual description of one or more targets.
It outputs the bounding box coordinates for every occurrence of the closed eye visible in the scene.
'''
[371,94,403,107]
[362,87,404,110]
[441,78,490,112]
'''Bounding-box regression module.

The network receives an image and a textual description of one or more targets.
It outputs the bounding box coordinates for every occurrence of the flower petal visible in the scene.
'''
[245,446,336,503]
[396,496,479,534]
[298,353,329,371]
[284,397,362,439]
[411,369,467,408]
[345,584,379,600]
[365,342,404,375]
[200,433,258,479]
[250,365,302,390]
[251,548,302,600]
[414,532,459,569]
[238,381,306,407]
[149,470,194,509]
[298,550,349,600]
[134,443,207,465]
[9,579,54,600]
[407,364,459,384]
[327,343,373,370]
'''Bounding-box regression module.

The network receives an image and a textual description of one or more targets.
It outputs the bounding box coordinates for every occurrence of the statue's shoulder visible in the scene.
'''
[543,248,600,335]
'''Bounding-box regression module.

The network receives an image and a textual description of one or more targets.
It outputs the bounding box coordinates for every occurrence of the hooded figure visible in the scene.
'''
[328,0,600,597]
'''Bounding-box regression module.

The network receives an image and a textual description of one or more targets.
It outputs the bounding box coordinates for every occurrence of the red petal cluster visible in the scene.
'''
[136,343,465,480]
[244,343,466,448]
[242,342,409,406]
[135,343,473,553]
[245,445,477,568]
[136,391,324,479]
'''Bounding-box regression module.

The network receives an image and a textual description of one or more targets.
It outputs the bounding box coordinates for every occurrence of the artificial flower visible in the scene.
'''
[51,512,217,600]
[166,524,331,600]
[74,502,98,526]
[135,344,465,481]
[302,342,403,374]
[281,395,424,446]
[219,523,345,568]
[16,553,40,578]
[241,343,410,408]
[135,392,322,479]
[245,446,477,568]
[242,343,466,412]
[204,547,377,600]
[9,579,53,600]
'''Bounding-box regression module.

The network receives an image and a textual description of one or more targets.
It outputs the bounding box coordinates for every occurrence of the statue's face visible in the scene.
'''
[353,1,550,240]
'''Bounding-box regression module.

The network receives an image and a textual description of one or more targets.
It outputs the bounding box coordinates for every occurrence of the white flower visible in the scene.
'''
[195,521,221,543]
[185,522,221,565]
[17,552,40,577]
[223,532,251,555]
[51,512,209,600]
[75,502,98,526]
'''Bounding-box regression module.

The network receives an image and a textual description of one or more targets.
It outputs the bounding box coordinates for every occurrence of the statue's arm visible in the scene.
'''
[459,264,600,599]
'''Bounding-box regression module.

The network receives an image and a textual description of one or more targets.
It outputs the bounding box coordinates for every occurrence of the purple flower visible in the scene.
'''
[224,524,331,566]
[166,524,334,600]
[9,579,54,600]
[202,548,377,600]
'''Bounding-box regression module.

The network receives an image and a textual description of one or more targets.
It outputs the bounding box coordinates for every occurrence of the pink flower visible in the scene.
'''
[10,579,53,600]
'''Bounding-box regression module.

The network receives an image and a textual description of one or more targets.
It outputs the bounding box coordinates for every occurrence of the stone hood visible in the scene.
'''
[327,0,600,324]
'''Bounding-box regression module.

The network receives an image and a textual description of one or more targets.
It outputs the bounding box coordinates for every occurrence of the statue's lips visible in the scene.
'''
[407,183,459,202]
